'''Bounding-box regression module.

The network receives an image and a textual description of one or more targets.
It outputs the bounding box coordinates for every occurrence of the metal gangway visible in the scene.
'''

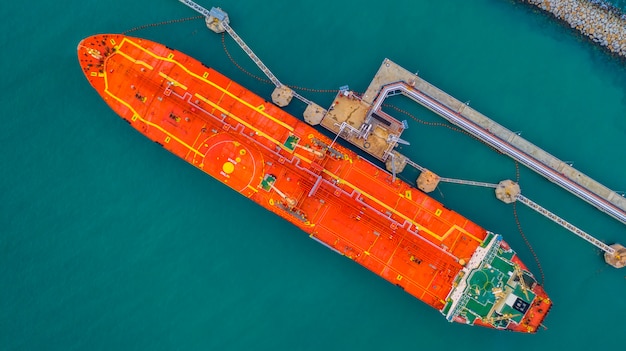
[439,177,497,188]
[435,172,616,254]
[516,194,615,254]
[405,158,498,189]
[178,0,313,106]
[405,158,616,255]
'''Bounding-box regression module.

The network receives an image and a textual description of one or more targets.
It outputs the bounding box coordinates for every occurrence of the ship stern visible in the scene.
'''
[442,233,551,333]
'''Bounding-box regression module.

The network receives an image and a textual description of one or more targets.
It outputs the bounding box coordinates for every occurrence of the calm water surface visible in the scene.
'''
[1,0,625,350]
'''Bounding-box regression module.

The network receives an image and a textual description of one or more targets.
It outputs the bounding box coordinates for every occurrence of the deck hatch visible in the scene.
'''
[284,134,300,152]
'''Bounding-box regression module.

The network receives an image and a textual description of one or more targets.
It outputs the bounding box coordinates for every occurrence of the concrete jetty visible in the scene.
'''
[360,59,626,227]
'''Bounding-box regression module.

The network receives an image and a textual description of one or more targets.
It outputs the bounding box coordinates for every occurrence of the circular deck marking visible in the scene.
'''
[222,162,235,174]
[198,133,264,195]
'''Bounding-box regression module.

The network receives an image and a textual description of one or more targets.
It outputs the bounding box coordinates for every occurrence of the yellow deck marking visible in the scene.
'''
[102,55,204,157]
[112,37,481,245]
[194,93,289,150]
[186,124,207,160]
[382,238,404,272]
[112,49,154,70]
[222,162,235,174]
[118,37,293,132]
[318,223,439,301]
[215,81,231,107]
[246,185,258,193]
[346,164,482,244]
[321,168,481,243]
[293,153,313,164]
[314,225,442,302]
[158,71,188,90]
[423,272,440,298]
[366,233,381,254]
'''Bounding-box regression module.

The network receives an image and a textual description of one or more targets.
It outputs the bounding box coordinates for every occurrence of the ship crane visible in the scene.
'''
[269,183,297,210]
[483,313,520,325]
[293,143,325,158]
[178,0,314,107]
[387,134,410,146]
[513,264,530,301]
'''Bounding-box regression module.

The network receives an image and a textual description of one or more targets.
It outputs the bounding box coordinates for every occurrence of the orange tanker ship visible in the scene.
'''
[77,34,551,332]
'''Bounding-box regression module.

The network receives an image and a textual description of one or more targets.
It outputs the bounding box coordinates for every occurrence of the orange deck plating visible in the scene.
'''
[78,34,550,332]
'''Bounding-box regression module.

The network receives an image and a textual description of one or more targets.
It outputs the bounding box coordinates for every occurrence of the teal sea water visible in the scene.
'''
[2,0,625,349]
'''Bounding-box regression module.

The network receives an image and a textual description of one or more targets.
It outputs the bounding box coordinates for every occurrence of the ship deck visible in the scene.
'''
[78,33,550,331]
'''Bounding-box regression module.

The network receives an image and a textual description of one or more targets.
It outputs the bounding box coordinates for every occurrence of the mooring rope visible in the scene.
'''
[220,33,272,84]
[383,103,507,155]
[513,201,546,285]
[123,15,204,35]
[221,33,340,93]
[388,103,545,284]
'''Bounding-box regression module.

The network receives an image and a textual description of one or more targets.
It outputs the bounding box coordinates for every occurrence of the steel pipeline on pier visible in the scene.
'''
[363,59,626,227]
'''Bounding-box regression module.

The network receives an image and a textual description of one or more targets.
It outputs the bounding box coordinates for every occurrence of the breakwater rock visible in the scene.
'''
[520,0,626,57]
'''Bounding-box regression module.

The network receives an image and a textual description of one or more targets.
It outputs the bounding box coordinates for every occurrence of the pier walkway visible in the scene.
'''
[517,194,615,254]
[362,59,626,227]
[407,158,498,188]
[178,0,313,106]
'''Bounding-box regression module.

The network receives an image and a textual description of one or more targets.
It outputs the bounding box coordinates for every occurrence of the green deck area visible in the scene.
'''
[490,255,513,273]
[284,135,300,152]
[480,232,495,248]
[261,174,276,191]
[443,233,538,329]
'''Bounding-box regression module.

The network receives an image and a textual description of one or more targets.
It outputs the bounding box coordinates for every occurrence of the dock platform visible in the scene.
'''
[321,89,405,160]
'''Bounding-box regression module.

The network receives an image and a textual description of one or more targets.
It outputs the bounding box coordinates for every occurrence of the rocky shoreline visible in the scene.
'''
[519,0,626,58]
